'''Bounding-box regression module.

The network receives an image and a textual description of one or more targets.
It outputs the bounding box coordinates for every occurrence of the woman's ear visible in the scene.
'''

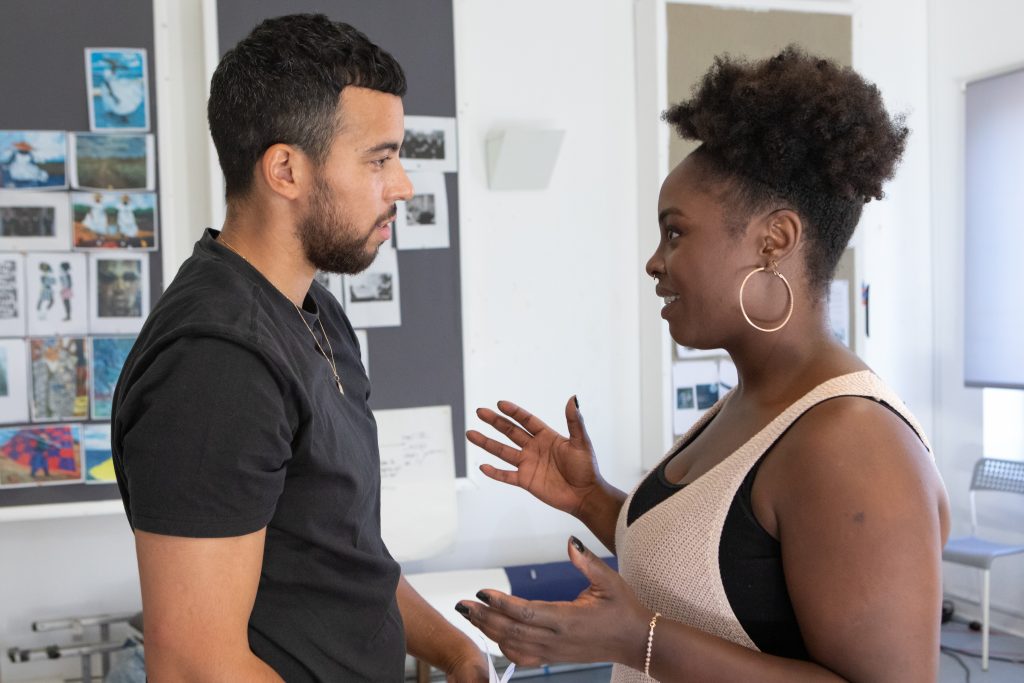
[761,208,803,264]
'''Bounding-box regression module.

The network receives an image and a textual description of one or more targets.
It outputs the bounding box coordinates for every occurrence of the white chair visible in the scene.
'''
[942,457,1024,671]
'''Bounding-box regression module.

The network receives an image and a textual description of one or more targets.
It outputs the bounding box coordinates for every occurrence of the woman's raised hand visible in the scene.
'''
[466,396,604,518]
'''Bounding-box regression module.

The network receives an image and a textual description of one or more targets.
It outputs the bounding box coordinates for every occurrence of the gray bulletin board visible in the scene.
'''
[216,0,467,475]
[0,0,161,507]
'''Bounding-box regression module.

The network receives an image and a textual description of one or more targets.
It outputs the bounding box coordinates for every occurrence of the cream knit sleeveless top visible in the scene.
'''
[611,371,930,681]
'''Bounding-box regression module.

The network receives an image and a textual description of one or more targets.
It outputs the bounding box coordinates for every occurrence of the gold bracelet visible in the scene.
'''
[644,611,661,678]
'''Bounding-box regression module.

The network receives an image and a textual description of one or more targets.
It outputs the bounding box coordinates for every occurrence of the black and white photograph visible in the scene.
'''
[69,132,156,191]
[0,338,29,424]
[25,252,88,337]
[396,172,450,250]
[86,48,150,133]
[0,252,26,337]
[0,130,68,190]
[343,245,401,328]
[400,115,457,173]
[0,191,72,252]
[88,253,149,334]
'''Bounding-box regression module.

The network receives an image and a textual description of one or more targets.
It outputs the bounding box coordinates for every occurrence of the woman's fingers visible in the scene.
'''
[478,463,520,486]
[466,429,524,466]
[496,400,555,438]
[456,597,555,663]
[476,408,535,448]
[563,395,590,447]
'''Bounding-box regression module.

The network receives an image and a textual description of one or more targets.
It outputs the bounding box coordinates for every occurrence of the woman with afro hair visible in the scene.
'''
[460,46,950,682]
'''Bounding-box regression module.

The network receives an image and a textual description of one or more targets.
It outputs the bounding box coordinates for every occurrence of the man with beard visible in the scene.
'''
[109,15,487,682]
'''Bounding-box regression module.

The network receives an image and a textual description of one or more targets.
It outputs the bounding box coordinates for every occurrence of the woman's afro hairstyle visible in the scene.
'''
[663,46,909,291]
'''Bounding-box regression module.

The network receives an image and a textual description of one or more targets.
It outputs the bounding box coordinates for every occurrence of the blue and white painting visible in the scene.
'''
[0,131,68,190]
[90,336,135,419]
[86,48,150,132]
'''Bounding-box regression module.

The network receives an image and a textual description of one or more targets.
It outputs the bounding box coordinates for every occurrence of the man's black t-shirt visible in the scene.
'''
[111,229,405,682]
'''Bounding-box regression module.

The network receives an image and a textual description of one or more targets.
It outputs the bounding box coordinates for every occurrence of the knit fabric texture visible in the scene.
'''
[611,370,931,681]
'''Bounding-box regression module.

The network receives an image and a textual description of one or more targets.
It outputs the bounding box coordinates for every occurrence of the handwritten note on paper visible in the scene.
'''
[375,405,457,561]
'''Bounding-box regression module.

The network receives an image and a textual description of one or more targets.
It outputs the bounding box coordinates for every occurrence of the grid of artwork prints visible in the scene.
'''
[0,46,157,493]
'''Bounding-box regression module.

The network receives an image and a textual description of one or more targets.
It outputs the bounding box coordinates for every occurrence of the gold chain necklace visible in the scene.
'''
[218,234,344,395]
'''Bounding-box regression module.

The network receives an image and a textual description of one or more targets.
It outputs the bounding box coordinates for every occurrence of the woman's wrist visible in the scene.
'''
[576,481,626,537]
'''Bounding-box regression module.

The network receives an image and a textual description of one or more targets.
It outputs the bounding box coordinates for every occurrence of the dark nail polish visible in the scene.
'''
[455,603,470,617]
[475,591,491,604]
[570,536,585,553]
[573,395,579,409]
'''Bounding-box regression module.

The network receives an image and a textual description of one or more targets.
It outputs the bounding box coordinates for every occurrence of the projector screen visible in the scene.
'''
[964,68,1024,389]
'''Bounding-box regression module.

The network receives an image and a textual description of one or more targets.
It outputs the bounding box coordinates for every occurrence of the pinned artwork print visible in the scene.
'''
[0,130,68,190]
[29,336,89,422]
[0,424,82,487]
[88,253,149,333]
[86,48,150,132]
[0,191,72,252]
[70,133,155,191]
[25,252,88,336]
[71,191,158,249]
[83,423,115,484]
[0,338,29,425]
[90,336,134,419]
[0,253,27,336]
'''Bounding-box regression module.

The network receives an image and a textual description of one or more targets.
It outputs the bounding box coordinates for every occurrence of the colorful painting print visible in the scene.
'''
[70,133,155,191]
[29,337,89,422]
[90,336,134,419]
[71,191,157,249]
[83,423,115,483]
[0,131,68,189]
[0,424,82,486]
[86,48,150,132]
[88,253,150,334]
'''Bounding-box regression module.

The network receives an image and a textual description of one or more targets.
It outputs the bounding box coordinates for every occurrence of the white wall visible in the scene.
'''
[928,0,1024,636]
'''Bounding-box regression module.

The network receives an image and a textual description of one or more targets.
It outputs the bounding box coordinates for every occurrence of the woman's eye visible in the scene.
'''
[666,227,682,240]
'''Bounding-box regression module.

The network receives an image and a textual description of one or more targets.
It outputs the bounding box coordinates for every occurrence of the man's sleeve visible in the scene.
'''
[118,336,294,537]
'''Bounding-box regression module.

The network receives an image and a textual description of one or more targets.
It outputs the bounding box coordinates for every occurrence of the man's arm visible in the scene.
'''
[135,528,283,682]
[397,576,488,681]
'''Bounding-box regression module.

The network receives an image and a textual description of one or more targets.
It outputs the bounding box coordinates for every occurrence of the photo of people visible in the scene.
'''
[29,336,89,422]
[88,253,149,334]
[70,132,155,191]
[0,130,68,189]
[399,116,457,172]
[0,253,26,336]
[0,424,82,487]
[71,190,157,249]
[0,191,72,251]
[86,48,150,132]
[25,252,87,336]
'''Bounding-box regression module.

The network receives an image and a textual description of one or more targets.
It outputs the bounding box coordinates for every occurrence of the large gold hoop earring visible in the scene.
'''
[738,261,794,333]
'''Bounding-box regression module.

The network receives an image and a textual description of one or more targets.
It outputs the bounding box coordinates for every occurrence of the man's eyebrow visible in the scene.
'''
[363,141,401,155]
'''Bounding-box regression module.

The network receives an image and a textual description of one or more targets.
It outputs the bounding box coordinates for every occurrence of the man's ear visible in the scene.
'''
[258,144,311,201]
[759,208,803,264]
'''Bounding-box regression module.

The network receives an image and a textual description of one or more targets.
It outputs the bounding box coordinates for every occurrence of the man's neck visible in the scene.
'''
[218,202,313,307]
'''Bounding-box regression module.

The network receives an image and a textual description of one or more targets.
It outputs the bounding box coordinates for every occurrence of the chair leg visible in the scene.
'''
[982,569,990,672]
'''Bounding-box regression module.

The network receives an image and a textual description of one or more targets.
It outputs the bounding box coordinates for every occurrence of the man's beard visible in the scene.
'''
[298,174,394,275]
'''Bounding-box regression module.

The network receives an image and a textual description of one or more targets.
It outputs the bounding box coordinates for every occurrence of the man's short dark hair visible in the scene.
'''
[208,13,407,199]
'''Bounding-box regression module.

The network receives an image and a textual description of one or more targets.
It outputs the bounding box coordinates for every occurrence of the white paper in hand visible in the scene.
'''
[483,639,516,683]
